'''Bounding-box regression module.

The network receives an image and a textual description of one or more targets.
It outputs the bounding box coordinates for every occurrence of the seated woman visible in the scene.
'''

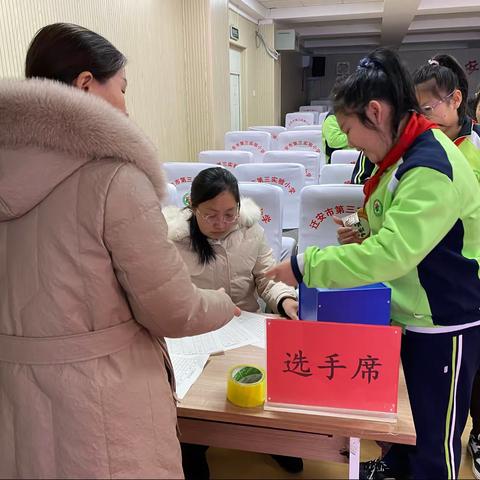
[164,167,298,318]
[163,167,302,478]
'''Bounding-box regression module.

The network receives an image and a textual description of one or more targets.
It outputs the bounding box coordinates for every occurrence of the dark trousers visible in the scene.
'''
[383,325,480,479]
[181,443,210,480]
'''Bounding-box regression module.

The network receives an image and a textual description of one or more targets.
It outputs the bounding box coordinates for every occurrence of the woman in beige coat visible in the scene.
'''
[0,24,237,479]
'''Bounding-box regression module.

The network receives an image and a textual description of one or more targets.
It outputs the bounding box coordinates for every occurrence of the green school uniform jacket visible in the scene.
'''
[455,116,480,184]
[322,113,349,164]
[299,128,480,329]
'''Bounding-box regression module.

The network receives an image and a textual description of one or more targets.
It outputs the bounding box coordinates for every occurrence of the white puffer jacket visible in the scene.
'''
[164,198,297,313]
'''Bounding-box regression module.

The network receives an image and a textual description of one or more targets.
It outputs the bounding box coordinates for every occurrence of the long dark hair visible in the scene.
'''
[474,90,480,121]
[25,23,126,84]
[333,48,420,140]
[189,167,240,265]
[413,54,469,125]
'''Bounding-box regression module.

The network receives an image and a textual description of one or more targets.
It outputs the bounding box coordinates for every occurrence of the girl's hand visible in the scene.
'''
[333,216,363,244]
[265,261,298,286]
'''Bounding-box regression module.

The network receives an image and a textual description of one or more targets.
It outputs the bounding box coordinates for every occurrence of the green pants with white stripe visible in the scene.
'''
[383,324,480,479]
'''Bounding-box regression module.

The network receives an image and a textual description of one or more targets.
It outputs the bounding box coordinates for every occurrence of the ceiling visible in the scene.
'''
[229,0,480,55]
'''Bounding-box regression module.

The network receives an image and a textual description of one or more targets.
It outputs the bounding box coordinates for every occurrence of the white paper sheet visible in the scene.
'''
[167,312,271,398]
[166,311,267,356]
[236,310,267,349]
[170,353,210,400]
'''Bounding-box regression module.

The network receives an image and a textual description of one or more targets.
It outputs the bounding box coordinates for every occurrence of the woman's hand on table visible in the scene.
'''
[281,298,299,320]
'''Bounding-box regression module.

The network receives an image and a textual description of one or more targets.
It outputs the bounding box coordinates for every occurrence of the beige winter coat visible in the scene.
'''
[163,198,297,313]
[0,79,236,479]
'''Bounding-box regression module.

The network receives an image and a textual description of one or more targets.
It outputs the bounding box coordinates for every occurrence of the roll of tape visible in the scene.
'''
[227,364,266,408]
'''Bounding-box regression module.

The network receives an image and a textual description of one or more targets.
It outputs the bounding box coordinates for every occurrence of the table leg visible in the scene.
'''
[349,437,360,479]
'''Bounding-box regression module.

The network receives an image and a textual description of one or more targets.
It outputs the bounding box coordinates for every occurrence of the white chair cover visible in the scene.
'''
[163,162,214,207]
[299,105,326,115]
[319,164,355,185]
[292,124,323,131]
[162,183,178,207]
[281,237,296,261]
[285,112,316,129]
[224,131,271,162]
[238,182,283,261]
[276,130,323,153]
[298,184,364,253]
[330,149,360,165]
[248,126,286,150]
[233,163,306,229]
[198,150,254,171]
[318,111,329,125]
[276,130,325,171]
[264,150,323,186]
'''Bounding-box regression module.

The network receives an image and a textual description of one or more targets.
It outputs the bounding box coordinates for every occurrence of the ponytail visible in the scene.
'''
[413,54,469,124]
[333,48,419,140]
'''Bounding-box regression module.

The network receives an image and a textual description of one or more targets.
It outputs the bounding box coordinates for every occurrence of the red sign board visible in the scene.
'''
[266,319,401,413]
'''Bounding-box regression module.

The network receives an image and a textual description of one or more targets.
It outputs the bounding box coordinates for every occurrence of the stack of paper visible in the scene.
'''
[166,311,267,399]
[169,354,210,399]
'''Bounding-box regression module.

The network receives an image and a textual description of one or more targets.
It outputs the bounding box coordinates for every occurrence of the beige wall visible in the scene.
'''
[228,11,281,128]
[0,0,232,161]
[0,1,284,159]
[0,0,191,161]
[280,51,308,125]
[182,0,230,157]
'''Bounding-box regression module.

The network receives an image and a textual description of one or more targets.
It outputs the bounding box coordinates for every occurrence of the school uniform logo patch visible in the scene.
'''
[373,199,383,216]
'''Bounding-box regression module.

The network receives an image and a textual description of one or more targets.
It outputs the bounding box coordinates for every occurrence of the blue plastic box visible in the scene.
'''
[299,282,391,325]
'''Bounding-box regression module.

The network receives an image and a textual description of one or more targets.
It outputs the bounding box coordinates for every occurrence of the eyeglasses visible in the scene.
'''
[421,91,455,116]
[195,208,239,225]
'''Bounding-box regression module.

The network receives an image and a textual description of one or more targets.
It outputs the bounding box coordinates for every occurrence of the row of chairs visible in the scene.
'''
[224,129,359,167]
[163,161,358,230]
[198,150,358,185]
[284,111,329,129]
[226,129,323,161]
[164,180,363,261]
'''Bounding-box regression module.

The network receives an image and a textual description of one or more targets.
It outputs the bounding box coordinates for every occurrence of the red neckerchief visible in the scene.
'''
[454,117,474,147]
[363,112,437,204]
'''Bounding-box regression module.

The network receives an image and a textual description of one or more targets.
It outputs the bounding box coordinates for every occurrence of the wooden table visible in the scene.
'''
[177,345,416,479]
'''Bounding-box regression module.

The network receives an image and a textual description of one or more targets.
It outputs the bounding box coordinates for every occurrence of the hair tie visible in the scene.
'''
[357,56,382,72]
[357,57,375,71]
[428,59,440,66]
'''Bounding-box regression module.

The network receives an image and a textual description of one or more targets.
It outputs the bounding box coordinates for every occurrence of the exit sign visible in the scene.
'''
[230,25,239,41]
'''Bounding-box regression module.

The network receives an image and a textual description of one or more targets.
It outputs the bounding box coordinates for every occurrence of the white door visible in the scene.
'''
[229,48,242,131]
[230,74,241,131]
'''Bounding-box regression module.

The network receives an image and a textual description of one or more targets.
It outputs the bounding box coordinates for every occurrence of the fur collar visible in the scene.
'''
[0,78,165,202]
[163,197,261,241]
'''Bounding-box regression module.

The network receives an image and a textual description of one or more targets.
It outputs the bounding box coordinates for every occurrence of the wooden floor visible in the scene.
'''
[208,419,475,479]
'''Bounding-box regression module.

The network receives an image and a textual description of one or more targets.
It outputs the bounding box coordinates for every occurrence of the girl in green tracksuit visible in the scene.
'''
[267,47,480,479]
[414,53,480,480]
[323,112,375,183]
[414,54,480,184]
[322,112,349,164]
